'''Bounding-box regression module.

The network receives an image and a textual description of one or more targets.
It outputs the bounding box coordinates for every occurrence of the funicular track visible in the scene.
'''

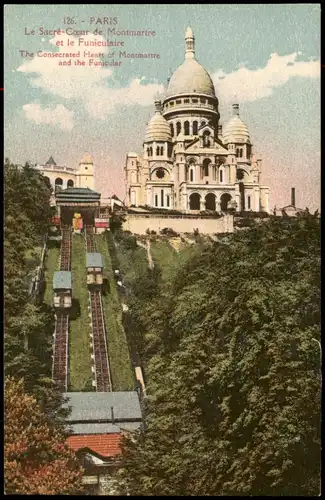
[89,289,112,392]
[52,224,71,390]
[52,311,69,391]
[84,224,96,253]
[60,224,71,271]
[84,225,112,392]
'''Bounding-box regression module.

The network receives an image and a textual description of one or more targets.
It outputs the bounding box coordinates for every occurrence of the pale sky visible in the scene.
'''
[4,4,321,210]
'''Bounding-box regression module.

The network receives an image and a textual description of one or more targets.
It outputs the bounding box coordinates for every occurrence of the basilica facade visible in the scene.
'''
[125,27,270,213]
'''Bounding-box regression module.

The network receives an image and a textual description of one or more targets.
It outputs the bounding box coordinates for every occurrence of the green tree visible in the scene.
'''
[121,214,321,496]
[4,159,68,429]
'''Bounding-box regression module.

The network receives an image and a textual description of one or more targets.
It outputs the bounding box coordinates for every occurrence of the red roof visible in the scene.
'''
[66,433,122,458]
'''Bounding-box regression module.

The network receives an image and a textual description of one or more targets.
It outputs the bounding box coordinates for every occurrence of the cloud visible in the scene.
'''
[212,52,320,104]
[17,33,164,120]
[23,102,74,130]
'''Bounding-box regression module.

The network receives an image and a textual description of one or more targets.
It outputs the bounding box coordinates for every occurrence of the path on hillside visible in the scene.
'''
[146,239,154,270]
[136,239,154,270]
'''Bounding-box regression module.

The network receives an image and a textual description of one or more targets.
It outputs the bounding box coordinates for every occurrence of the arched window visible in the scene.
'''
[67,179,74,188]
[160,146,164,156]
[161,189,164,207]
[189,193,200,210]
[170,123,174,137]
[220,193,232,211]
[166,195,170,207]
[150,147,153,156]
[156,146,160,156]
[190,169,194,182]
[239,149,243,158]
[205,193,216,211]
[247,195,251,210]
[203,158,210,177]
[193,121,198,135]
[220,169,223,183]
[201,120,206,127]
[236,148,240,158]
[184,121,190,135]
[55,177,63,192]
[43,176,50,187]
[176,122,181,135]
[155,194,158,207]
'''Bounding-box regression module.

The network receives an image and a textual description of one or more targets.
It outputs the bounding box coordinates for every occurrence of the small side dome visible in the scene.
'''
[80,152,93,164]
[145,101,172,142]
[223,104,251,144]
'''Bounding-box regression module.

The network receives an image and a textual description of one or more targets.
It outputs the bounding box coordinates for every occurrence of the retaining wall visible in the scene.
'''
[122,214,234,235]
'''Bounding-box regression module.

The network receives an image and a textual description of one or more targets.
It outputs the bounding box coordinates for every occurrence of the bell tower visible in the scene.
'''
[75,152,94,190]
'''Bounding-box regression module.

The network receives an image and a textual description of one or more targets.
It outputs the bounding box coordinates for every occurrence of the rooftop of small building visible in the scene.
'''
[63,391,142,423]
[53,271,72,290]
[67,433,122,459]
[86,252,104,269]
[55,187,101,203]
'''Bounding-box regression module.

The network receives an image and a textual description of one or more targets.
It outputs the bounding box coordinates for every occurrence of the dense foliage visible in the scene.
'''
[5,377,84,495]
[121,213,321,496]
[4,160,68,427]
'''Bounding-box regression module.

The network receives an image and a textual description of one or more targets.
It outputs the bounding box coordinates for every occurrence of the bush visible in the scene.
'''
[110,212,126,233]
[160,227,179,237]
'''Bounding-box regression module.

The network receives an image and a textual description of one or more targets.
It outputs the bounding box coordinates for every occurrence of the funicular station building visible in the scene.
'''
[55,186,109,233]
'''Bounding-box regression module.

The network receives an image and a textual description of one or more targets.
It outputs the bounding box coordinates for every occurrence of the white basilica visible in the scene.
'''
[125,27,270,213]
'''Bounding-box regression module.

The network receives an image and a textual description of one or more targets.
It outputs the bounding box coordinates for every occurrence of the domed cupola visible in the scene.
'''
[223,104,251,145]
[145,100,172,142]
[165,27,216,99]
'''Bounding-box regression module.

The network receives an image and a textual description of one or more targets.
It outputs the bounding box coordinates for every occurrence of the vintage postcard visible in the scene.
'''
[4,4,321,496]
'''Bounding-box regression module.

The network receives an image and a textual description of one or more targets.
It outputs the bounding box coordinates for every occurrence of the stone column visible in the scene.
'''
[146,186,152,206]
[185,192,190,211]
[196,164,200,183]
[234,184,241,211]
[254,188,260,212]
[179,163,185,183]
[209,164,214,183]
[200,196,206,211]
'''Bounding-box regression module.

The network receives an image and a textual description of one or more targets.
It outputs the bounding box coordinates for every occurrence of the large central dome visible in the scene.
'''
[165,27,216,99]
[166,58,216,98]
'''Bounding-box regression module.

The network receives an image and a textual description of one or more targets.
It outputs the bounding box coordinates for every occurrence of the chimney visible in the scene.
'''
[111,406,115,425]
[291,187,296,207]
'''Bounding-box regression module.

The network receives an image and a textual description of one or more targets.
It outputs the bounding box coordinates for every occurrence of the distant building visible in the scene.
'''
[125,27,269,213]
[34,152,95,194]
